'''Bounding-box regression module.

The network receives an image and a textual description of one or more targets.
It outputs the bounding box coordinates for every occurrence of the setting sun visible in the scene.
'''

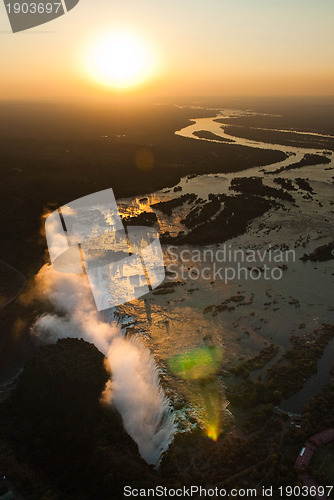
[86,30,155,89]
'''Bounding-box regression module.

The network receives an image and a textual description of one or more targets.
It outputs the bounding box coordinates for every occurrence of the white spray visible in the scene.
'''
[32,264,176,466]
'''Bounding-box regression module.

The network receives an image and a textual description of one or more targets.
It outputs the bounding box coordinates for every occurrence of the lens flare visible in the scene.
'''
[168,344,223,440]
[206,425,220,442]
[168,345,223,380]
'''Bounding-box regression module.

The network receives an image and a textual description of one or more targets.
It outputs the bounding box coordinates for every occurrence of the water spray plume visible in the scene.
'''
[31,264,175,465]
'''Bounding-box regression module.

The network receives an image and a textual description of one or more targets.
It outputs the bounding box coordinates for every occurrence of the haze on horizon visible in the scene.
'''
[1,0,334,100]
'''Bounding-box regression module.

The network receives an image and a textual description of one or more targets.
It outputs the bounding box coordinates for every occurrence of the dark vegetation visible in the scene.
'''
[151,194,197,216]
[273,178,297,191]
[161,193,275,245]
[295,178,314,193]
[226,325,334,408]
[181,95,334,136]
[230,176,295,202]
[301,241,334,262]
[266,153,331,175]
[155,176,299,246]
[203,294,247,315]
[180,194,222,229]
[302,364,334,436]
[0,262,26,307]
[227,344,279,378]
[220,125,334,151]
[123,211,158,227]
[306,368,334,487]
[211,95,334,148]
[0,338,157,499]
[193,130,235,142]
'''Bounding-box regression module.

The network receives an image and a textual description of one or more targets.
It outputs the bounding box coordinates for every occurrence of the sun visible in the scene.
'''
[86,30,155,89]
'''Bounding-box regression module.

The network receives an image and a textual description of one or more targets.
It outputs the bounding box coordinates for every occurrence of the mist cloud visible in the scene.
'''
[32,264,175,465]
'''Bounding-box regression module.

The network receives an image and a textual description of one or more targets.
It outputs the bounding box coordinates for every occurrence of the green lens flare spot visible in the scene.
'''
[167,345,223,380]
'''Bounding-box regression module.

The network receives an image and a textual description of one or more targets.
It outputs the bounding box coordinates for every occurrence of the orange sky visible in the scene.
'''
[1,0,334,100]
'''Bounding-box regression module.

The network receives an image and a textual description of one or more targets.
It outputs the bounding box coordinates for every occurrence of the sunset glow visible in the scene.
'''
[86,31,155,89]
